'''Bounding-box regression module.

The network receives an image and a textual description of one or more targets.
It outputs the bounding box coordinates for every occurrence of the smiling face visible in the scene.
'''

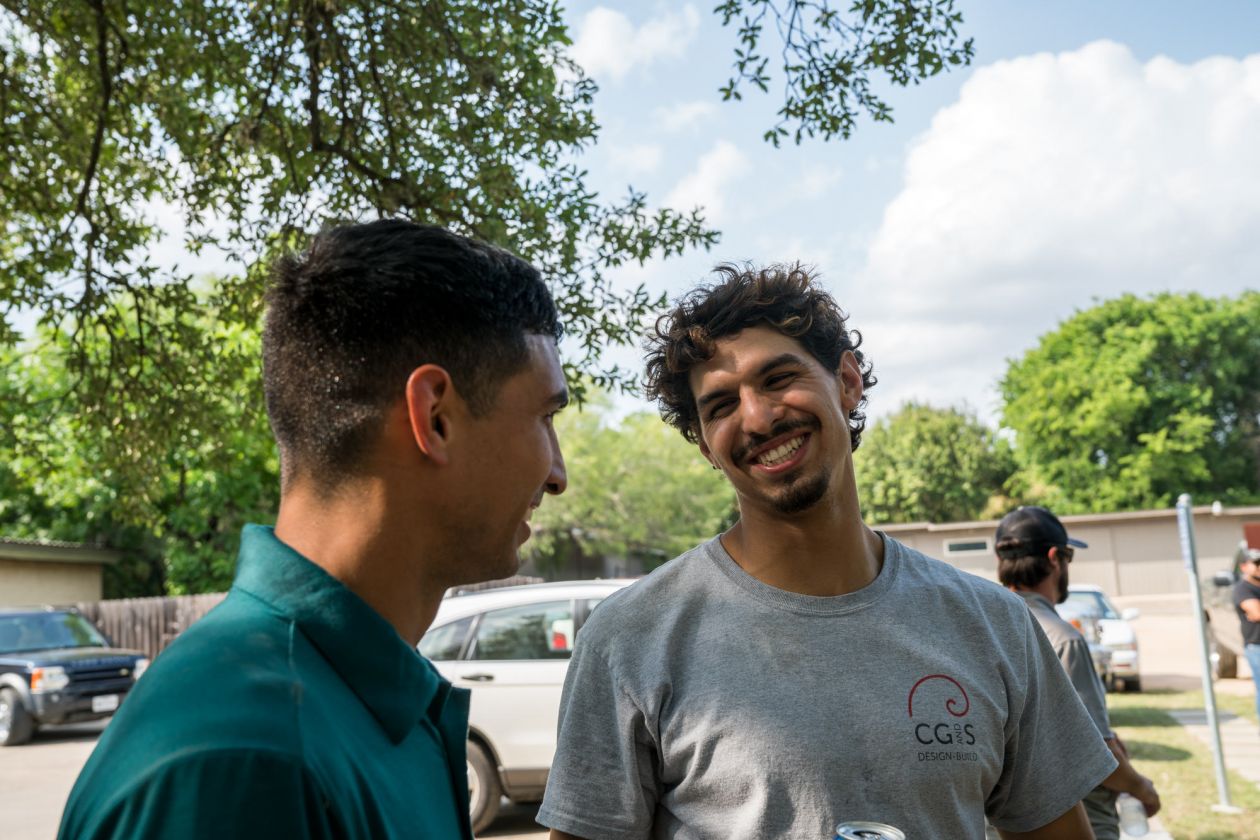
[689,326,863,518]
[456,334,569,581]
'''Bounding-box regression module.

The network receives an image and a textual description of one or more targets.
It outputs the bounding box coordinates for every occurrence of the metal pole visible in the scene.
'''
[1176,494,1238,812]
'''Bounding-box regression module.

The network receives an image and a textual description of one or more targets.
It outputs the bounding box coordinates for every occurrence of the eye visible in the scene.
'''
[766,372,795,388]
[705,400,735,422]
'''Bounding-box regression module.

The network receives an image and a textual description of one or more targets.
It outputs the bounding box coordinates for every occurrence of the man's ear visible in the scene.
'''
[405,365,455,466]
[837,350,864,412]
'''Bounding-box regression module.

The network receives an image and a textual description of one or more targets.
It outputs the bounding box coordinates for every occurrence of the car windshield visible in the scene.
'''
[0,612,109,654]
[1065,590,1120,620]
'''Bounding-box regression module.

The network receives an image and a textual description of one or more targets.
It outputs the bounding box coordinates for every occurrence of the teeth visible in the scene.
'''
[756,435,804,466]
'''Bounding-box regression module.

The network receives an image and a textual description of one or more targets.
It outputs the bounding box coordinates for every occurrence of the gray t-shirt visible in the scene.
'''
[538,534,1117,839]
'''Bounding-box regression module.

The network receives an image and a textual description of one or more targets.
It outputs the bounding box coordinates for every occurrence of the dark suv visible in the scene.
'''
[0,608,149,746]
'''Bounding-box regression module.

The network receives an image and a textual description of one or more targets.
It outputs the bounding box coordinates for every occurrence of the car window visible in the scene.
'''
[471,601,574,661]
[0,612,108,654]
[1066,591,1119,620]
[418,616,474,661]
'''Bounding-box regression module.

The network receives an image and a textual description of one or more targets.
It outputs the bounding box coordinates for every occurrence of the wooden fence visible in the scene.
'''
[75,593,226,660]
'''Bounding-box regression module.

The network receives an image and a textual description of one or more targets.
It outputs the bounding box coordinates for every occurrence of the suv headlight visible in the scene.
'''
[133,658,150,681]
[31,666,70,692]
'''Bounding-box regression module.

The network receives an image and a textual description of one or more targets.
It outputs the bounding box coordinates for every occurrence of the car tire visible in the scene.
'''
[467,739,501,835]
[1123,677,1141,693]
[0,687,35,747]
[1209,632,1238,680]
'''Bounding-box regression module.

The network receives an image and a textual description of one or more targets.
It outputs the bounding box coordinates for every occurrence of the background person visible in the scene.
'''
[538,264,1116,840]
[59,220,569,839]
[996,505,1161,840]
[1234,548,1260,732]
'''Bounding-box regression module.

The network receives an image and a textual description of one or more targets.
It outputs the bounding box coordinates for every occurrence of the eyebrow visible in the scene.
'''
[695,352,806,413]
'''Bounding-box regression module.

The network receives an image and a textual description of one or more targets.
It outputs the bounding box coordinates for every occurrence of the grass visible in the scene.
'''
[1107,688,1259,840]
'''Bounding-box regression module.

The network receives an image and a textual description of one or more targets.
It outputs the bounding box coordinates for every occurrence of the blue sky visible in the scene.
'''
[561,1,1260,424]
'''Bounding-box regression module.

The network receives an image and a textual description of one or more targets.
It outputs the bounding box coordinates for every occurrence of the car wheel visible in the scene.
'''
[0,687,35,747]
[1123,677,1142,693]
[467,739,501,835]
[1209,632,1238,679]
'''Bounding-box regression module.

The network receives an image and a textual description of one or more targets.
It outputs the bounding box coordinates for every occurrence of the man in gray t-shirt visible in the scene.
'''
[539,265,1116,839]
[995,506,1161,840]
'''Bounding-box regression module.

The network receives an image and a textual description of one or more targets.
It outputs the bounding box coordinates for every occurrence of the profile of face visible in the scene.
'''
[455,334,568,581]
[1054,549,1070,604]
[688,326,862,517]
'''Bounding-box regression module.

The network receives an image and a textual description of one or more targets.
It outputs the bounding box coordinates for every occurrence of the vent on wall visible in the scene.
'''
[944,539,991,556]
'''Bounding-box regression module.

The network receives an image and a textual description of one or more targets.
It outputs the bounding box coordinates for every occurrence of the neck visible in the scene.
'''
[722,467,883,596]
[274,475,448,646]
[1010,577,1058,604]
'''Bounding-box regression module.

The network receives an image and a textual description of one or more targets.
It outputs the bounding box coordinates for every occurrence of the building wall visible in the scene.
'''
[0,558,104,606]
[881,509,1258,597]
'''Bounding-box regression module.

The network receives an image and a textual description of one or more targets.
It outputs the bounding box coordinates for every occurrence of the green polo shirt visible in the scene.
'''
[59,525,472,839]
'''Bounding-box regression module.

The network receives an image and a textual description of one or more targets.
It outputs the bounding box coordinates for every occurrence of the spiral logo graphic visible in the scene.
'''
[907,674,970,718]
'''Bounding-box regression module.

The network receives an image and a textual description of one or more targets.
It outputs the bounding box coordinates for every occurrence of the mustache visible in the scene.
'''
[732,419,817,463]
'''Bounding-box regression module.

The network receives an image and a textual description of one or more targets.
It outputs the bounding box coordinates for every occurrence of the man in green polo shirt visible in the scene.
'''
[59,221,569,839]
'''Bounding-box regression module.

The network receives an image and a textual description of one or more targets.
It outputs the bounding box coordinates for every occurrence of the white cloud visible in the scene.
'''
[654,100,720,133]
[665,141,750,224]
[571,6,701,82]
[608,143,664,175]
[854,41,1260,422]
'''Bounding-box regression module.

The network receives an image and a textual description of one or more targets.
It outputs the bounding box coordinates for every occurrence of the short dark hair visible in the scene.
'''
[995,541,1053,589]
[643,262,876,447]
[263,220,560,484]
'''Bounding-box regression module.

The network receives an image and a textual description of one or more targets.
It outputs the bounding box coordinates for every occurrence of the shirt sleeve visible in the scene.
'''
[985,608,1118,834]
[58,748,339,840]
[1056,636,1113,740]
[537,639,659,840]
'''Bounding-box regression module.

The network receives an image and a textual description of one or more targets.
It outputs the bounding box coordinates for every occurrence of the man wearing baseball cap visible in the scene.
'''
[1232,547,1260,732]
[996,506,1161,840]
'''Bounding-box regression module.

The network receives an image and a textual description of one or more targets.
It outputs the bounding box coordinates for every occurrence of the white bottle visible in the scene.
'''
[1117,793,1148,837]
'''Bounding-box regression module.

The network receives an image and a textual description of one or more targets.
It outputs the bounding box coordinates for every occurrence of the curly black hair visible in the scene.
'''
[264,219,560,485]
[643,262,876,448]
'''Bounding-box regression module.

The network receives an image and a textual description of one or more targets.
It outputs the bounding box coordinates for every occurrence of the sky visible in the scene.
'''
[559,0,1260,426]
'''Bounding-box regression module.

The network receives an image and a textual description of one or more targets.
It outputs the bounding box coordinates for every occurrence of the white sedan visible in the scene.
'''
[1063,584,1142,692]
[418,579,635,833]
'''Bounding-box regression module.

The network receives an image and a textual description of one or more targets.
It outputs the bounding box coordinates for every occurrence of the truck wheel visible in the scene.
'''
[467,740,501,835]
[0,687,34,746]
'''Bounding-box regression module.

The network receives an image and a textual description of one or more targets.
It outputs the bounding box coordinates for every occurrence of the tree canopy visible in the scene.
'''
[524,392,735,576]
[0,0,973,592]
[1000,292,1260,513]
[854,401,1015,524]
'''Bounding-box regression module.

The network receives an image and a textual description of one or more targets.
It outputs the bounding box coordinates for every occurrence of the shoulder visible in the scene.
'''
[61,745,323,839]
[885,537,1029,615]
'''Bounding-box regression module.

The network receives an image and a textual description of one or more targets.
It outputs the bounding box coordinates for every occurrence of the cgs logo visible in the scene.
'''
[915,721,976,746]
[907,674,978,759]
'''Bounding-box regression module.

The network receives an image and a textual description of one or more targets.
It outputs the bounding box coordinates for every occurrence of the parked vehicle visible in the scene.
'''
[1063,584,1142,692]
[1054,597,1115,690]
[418,579,636,833]
[0,607,149,746]
[1202,539,1258,680]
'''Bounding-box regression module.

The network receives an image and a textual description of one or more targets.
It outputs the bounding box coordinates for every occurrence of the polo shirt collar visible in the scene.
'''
[232,524,445,744]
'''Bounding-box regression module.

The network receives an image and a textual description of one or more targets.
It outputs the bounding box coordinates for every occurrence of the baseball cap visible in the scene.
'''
[994,506,1088,559]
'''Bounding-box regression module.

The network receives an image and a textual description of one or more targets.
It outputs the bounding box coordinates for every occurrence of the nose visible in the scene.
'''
[738,390,783,437]
[544,425,567,496]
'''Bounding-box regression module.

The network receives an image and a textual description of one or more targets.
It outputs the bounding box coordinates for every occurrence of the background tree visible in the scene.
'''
[854,401,1016,524]
[524,392,735,577]
[1000,292,1260,513]
[0,291,277,595]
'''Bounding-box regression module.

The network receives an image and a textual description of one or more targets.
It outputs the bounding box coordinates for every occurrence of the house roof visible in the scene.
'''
[876,504,1260,534]
[0,537,121,566]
